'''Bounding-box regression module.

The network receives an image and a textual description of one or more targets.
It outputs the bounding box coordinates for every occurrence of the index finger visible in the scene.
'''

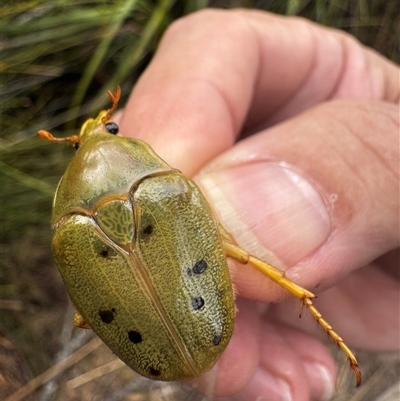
[119,9,398,175]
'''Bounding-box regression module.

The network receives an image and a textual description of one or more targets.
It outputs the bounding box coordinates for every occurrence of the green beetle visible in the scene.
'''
[38,87,361,385]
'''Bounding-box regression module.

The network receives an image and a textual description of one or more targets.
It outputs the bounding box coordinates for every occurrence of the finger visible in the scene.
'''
[209,301,337,400]
[120,9,259,174]
[119,10,398,176]
[231,324,336,401]
[242,10,399,130]
[192,298,261,396]
[276,323,337,401]
[196,99,399,301]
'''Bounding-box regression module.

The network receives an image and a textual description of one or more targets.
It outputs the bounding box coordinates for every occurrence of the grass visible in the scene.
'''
[1,0,399,400]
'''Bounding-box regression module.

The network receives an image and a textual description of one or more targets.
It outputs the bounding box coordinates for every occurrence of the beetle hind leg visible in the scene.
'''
[221,236,361,386]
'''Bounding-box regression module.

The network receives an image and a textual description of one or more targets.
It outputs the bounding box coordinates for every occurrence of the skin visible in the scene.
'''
[117,9,399,401]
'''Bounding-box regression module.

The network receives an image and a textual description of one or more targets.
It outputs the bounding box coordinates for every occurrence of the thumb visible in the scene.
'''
[195,99,399,300]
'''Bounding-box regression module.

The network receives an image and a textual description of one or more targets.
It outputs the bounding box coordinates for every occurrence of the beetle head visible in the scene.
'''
[37,86,122,148]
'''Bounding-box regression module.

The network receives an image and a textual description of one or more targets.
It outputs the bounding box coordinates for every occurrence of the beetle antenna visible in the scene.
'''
[37,130,80,147]
[101,86,121,124]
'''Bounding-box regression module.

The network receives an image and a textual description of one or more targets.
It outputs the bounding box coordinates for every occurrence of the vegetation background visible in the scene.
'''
[1,0,399,400]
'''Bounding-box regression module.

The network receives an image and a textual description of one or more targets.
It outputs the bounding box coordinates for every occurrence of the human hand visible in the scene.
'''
[118,9,399,401]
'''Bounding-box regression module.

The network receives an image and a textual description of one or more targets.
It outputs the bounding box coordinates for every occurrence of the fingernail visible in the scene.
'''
[304,362,335,401]
[197,162,331,266]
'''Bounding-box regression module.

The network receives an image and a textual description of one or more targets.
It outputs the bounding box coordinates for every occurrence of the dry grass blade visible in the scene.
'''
[66,359,126,390]
[4,338,102,401]
[374,382,400,401]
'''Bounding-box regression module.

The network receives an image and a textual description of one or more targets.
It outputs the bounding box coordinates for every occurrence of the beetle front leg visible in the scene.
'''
[73,311,91,329]
[220,228,361,386]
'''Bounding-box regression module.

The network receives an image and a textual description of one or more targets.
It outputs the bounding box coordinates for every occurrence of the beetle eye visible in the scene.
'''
[105,122,119,135]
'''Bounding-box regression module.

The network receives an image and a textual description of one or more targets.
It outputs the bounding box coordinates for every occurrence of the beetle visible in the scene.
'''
[38,87,361,385]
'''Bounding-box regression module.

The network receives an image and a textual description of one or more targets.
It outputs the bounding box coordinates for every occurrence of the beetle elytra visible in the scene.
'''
[38,87,361,386]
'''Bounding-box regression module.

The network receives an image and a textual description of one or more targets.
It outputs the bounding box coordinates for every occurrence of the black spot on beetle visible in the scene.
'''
[128,330,142,344]
[187,259,207,276]
[143,225,153,235]
[94,243,118,259]
[142,224,153,236]
[213,334,222,346]
[105,121,119,135]
[193,259,207,274]
[191,297,205,311]
[99,309,115,324]
[149,367,161,376]
[100,249,109,258]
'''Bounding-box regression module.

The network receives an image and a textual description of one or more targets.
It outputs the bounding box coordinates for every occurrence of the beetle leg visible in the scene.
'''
[73,311,91,329]
[220,233,361,386]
